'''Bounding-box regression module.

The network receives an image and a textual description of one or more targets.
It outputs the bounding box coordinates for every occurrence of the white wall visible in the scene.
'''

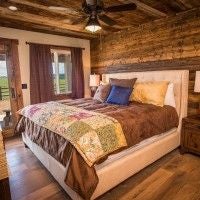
[0,27,91,106]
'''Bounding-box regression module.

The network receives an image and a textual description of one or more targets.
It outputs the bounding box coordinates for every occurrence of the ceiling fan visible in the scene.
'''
[49,0,137,33]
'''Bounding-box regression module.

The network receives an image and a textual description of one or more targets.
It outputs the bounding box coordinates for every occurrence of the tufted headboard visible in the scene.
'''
[102,70,189,128]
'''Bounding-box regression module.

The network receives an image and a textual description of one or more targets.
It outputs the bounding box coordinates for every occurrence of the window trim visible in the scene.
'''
[51,48,72,99]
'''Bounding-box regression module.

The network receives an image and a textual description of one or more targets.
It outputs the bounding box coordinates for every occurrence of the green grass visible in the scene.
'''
[0,76,9,100]
[0,76,9,87]
[0,75,70,99]
[53,74,70,94]
[59,79,66,93]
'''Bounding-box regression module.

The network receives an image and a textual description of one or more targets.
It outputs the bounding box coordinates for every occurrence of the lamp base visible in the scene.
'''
[90,86,97,97]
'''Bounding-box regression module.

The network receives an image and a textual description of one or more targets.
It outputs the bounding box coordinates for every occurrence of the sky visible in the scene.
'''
[52,63,65,75]
[0,61,7,77]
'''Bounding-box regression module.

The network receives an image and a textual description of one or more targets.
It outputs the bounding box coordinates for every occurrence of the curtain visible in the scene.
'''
[29,44,54,104]
[71,47,84,99]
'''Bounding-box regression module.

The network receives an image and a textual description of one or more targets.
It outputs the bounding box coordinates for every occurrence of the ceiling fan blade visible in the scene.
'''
[85,0,97,6]
[101,24,121,32]
[106,3,137,12]
[99,14,117,26]
[72,16,88,25]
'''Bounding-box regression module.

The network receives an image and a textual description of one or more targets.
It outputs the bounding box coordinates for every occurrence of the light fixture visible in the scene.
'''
[90,74,100,88]
[194,71,200,93]
[194,71,200,113]
[85,15,102,33]
[8,6,18,11]
[89,74,100,96]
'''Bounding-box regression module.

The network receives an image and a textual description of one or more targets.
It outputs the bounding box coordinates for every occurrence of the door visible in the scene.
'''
[0,38,23,130]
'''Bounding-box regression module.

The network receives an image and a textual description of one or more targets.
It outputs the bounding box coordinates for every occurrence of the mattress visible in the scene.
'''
[95,127,177,170]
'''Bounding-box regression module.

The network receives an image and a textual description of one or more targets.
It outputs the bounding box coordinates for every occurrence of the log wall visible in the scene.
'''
[91,8,200,116]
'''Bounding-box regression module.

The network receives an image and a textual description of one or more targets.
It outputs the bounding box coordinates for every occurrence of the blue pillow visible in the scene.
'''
[106,85,132,105]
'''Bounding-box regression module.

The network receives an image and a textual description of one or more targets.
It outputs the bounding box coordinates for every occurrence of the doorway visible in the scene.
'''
[0,38,23,136]
[0,53,10,121]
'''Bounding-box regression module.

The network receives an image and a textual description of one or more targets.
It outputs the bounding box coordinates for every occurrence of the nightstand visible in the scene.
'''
[181,115,200,155]
[0,130,11,200]
[1,127,14,138]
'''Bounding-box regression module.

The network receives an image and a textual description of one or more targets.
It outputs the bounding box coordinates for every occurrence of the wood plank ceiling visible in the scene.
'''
[0,0,200,39]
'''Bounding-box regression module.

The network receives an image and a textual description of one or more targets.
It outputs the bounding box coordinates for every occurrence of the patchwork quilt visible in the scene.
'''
[18,101,127,166]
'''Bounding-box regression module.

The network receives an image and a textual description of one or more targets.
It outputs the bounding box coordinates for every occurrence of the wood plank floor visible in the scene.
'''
[5,136,200,200]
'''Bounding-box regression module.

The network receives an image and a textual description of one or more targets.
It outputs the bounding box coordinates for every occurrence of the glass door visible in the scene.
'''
[0,53,11,126]
[0,39,23,137]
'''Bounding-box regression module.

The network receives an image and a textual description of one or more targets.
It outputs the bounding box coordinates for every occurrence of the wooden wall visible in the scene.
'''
[91,8,200,116]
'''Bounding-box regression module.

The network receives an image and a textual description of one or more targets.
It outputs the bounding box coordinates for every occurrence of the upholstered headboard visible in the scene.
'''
[102,70,189,125]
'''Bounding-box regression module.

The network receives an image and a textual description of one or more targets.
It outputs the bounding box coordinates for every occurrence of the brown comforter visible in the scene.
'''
[15,98,179,199]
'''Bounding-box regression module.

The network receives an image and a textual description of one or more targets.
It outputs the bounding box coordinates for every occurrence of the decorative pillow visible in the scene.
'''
[130,81,169,107]
[106,85,132,105]
[93,84,111,103]
[109,78,137,88]
[164,83,176,108]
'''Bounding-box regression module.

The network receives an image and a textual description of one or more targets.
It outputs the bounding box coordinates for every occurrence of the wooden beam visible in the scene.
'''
[0,6,85,33]
[9,0,83,21]
[0,17,94,40]
[119,0,167,18]
[0,6,96,39]
[12,0,82,11]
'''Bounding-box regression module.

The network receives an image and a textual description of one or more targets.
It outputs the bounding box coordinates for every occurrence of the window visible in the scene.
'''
[51,49,72,95]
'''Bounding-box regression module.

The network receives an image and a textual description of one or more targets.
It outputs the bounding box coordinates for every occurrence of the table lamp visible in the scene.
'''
[194,71,200,113]
[90,74,100,96]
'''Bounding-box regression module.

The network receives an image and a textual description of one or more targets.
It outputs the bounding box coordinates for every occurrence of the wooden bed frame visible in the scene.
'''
[22,70,189,200]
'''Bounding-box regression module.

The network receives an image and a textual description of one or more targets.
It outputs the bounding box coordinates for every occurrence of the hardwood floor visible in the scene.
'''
[5,136,200,200]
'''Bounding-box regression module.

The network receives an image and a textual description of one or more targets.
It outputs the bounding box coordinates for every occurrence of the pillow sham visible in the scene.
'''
[164,83,176,108]
[93,84,111,103]
[109,78,137,88]
[106,85,132,105]
[130,81,169,107]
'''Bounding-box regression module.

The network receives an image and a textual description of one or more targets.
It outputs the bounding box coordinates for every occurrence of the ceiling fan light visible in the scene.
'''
[85,24,101,33]
[85,15,102,33]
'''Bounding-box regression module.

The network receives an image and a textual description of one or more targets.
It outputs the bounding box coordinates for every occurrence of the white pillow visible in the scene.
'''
[164,83,176,108]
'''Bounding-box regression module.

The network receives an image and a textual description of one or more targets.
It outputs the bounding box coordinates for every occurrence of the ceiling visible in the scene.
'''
[0,0,200,39]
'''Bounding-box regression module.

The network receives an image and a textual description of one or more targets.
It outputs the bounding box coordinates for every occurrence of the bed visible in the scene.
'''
[17,70,189,200]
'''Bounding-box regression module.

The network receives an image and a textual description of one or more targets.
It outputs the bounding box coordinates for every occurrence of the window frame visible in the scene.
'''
[51,47,72,100]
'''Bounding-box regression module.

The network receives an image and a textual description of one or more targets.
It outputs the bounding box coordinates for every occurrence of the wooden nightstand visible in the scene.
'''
[0,130,11,200]
[1,127,14,138]
[181,115,200,155]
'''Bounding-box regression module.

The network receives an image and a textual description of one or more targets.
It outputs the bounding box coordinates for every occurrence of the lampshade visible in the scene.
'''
[90,74,100,87]
[194,71,200,93]
[85,15,102,33]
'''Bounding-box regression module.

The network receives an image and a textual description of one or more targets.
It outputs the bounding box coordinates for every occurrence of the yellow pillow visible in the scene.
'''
[130,81,169,107]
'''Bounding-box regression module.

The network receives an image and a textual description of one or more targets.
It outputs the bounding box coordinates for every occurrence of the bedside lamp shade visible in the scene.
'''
[194,71,200,93]
[90,74,100,87]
